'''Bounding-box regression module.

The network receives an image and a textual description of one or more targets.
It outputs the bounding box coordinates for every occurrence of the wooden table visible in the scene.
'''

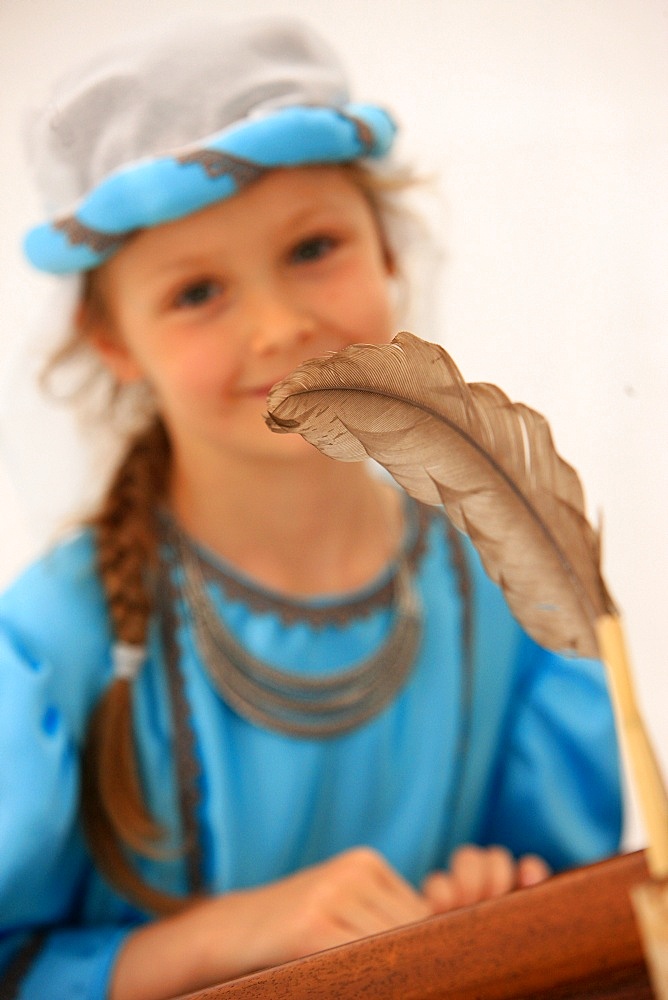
[178,850,653,999]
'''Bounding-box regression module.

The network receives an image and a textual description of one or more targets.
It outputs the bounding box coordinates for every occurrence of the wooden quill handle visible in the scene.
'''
[597,614,668,878]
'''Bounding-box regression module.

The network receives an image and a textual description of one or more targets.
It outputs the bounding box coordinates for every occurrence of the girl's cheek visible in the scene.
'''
[362,302,396,346]
[186,354,242,397]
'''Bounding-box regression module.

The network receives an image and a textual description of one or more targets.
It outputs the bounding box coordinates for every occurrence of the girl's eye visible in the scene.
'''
[173,279,223,309]
[290,235,337,264]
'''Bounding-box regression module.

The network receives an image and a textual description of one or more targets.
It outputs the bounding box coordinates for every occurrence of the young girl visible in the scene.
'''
[0,17,622,1000]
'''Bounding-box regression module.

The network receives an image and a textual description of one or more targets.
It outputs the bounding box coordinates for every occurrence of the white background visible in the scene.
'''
[0,0,666,854]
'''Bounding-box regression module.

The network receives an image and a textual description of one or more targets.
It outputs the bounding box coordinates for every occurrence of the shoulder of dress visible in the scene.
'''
[0,528,111,679]
[0,527,101,609]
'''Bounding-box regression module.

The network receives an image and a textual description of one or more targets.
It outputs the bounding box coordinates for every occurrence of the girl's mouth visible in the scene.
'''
[242,380,285,398]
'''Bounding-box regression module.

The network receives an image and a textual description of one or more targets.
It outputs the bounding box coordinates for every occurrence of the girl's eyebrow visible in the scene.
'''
[289,206,348,227]
[276,195,355,231]
[146,256,217,282]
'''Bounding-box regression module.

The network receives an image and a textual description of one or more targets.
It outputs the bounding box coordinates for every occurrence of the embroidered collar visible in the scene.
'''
[160,495,433,628]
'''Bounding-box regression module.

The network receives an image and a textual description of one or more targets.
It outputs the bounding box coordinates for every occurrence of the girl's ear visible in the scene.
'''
[93,335,145,384]
[77,299,144,384]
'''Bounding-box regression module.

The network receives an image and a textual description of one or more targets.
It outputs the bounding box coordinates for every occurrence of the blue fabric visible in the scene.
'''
[7,930,129,1000]
[0,510,622,998]
[23,103,397,275]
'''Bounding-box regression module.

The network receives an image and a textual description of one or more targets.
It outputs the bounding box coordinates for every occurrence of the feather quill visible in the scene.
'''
[267,331,668,879]
[266,331,616,660]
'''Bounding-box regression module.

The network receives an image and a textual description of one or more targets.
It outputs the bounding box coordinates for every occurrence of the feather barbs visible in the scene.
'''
[266,331,616,659]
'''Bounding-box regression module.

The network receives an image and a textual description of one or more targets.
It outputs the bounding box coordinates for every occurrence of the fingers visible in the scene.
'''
[422,845,552,914]
[252,845,432,967]
[422,845,514,912]
[517,853,552,887]
[325,847,432,935]
[368,849,434,926]
[420,870,460,912]
[454,844,515,902]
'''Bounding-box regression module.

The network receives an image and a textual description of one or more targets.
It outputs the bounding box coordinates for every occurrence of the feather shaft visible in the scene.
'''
[597,615,668,878]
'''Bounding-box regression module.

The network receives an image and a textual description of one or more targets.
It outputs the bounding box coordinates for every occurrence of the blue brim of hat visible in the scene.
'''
[24,103,397,275]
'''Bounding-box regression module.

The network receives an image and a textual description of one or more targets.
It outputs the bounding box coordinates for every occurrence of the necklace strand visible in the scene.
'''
[174,528,423,738]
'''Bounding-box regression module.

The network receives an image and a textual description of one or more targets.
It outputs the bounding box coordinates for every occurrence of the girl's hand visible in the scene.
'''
[219,846,433,970]
[111,846,432,1000]
[421,844,551,913]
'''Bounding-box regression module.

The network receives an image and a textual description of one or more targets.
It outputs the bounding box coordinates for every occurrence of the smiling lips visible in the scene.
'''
[244,379,286,398]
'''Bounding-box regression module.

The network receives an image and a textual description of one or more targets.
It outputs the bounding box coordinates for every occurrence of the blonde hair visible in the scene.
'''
[51,162,429,913]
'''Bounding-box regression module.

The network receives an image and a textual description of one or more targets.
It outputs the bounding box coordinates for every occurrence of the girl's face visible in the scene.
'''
[90,166,396,469]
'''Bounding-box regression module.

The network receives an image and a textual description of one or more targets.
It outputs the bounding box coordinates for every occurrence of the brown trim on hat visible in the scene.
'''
[337,111,375,153]
[54,217,126,256]
[176,150,267,187]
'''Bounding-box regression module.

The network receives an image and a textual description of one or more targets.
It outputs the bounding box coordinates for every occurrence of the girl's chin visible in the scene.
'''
[222,420,320,461]
[264,430,319,459]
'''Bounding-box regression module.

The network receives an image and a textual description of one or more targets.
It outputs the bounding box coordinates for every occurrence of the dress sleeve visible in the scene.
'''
[478,635,624,871]
[0,624,133,1000]
[0,929,129,1000]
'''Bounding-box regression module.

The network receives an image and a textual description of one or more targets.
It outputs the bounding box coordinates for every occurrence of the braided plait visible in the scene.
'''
[80,417,186,914]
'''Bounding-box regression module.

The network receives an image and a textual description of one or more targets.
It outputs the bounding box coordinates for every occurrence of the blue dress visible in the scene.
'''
[0,498,622,999]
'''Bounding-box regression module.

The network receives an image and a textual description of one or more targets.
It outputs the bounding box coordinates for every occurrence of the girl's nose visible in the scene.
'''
[246,286,316,355]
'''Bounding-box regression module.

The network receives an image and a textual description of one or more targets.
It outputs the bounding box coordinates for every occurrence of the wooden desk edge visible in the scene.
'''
[177,850,652,1000]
